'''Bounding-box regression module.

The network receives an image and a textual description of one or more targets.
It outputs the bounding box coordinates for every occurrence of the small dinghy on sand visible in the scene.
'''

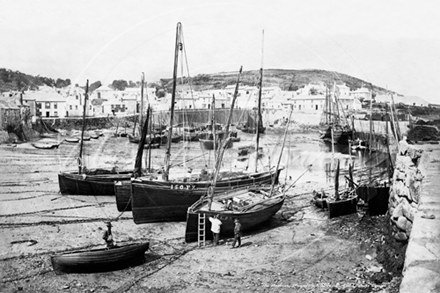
[51,242,150,274]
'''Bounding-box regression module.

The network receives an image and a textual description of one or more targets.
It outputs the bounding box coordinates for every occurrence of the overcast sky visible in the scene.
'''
[1,0,439,103]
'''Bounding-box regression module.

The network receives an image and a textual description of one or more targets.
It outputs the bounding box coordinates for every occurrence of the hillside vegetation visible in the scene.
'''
[1,67,393,96]
[163,69,394,95]
[0,68,71,91]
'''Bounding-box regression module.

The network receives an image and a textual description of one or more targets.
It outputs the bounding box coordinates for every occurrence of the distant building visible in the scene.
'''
[25,89,66,118]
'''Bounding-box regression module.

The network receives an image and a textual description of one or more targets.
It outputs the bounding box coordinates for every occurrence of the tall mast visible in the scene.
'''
[208,66,243,210]
[270,108,293,196]
[368,84,374,151]
[140,72,145,134]
[78,80,89,174]
[255,30,264,172]
[163,22,181,181]
[133,104,150,178]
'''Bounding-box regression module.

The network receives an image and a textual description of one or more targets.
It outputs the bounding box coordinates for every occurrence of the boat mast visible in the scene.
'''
[163,22,181,181]
[208,66,243,210]
[78,79,89,174]
[368,84,374,152]
[270,108,293,196]
[140,72,144,135]
[133,104,150,178]
[255,30,264,172]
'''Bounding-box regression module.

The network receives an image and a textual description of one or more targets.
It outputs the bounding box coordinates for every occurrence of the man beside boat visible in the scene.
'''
[231,218,241,249]
[103,221,115,248]
[209,215,222,245]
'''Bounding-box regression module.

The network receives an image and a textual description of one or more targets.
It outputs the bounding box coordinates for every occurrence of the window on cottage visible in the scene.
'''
[75,105,78,110]
[45,102,50,108]
[76,95,78,100]
[90,105,92,110]
[70,105,72,110]
[54,111,58,117]
[54,103,57,109]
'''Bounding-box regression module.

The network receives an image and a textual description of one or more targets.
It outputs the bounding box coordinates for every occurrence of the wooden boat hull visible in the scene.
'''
[130,168,283,224]
[51,242,149,274]
[200,139,233,150]
[58,170,132,195]
[356,186,390,216]
[65,138,80,143]
[31,143,60,149]
[319,125,343,142]
[115,181,132,211]
[327,196,358,218]
[185,191,284,243]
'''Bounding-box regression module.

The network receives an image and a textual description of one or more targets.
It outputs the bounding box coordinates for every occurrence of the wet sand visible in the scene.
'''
[0,129,400,292]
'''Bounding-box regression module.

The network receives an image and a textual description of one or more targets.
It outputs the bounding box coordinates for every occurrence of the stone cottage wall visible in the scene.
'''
[388,139,427,242]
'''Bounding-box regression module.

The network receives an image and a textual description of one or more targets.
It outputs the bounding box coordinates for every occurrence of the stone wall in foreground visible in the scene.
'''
[388,139,428,242]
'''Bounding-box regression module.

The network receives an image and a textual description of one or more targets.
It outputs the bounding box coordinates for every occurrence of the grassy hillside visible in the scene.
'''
[164,69,394,95]
[1,67,393,95]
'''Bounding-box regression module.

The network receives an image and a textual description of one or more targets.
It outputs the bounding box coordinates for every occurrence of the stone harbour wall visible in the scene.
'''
[388,139,427,242]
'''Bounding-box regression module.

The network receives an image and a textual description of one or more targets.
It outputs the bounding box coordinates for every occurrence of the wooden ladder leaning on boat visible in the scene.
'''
[198,213,206,247]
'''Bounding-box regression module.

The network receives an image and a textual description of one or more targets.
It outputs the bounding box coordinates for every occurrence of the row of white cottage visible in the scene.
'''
[12,83,371,119]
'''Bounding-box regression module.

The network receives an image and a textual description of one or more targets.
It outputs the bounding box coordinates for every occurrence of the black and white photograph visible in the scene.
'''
[1,1,439,292]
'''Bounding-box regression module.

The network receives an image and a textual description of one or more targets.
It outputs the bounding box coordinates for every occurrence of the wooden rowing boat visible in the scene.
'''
[51,242,149,274]
[31,142,60,149]
[65,137,80,143]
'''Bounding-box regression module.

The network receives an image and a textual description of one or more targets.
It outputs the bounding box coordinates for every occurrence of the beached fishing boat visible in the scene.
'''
[120,25,284,224]
[183,126,200,141]
[185,186,285,242]
[327,190,358,218]
[319,83,352,144]
[51,242,149,274]
[187,33,291,244]
[130,168,282,222]
[327,159,358,218]
[58,80,133,196]
[200,138,232,150]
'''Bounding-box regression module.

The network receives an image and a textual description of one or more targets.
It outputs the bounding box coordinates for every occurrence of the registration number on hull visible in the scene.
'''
[170,184,196,190]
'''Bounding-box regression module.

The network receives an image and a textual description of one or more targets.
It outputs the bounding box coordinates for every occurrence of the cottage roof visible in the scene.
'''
[95,85,114,92]
[24,91,66,103]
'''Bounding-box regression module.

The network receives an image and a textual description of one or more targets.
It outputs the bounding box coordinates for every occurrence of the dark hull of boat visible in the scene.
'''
[130,168,282,224]
[65,138,80,143]
[319,125,342,142]
[327,196,358,218]
[58,170,132,195]
[115,181,133,211]
[356,186,390,216]
[199,139,233,150]
[32,143,60,149]
[185,196,284,243]
[128,135,140,144]
[51,242,149,274]
[239,126,265,134]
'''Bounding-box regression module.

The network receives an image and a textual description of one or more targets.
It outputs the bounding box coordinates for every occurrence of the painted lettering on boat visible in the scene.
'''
[170,184,195,190]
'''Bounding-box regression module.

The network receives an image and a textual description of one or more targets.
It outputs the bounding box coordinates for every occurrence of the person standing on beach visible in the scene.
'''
[231,218,241,248]
[103,221,115,248]
[209,215,222,245]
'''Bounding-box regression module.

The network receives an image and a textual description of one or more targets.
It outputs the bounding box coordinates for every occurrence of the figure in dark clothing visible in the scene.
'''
[103,221,115,248]
[231,218,241,248]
